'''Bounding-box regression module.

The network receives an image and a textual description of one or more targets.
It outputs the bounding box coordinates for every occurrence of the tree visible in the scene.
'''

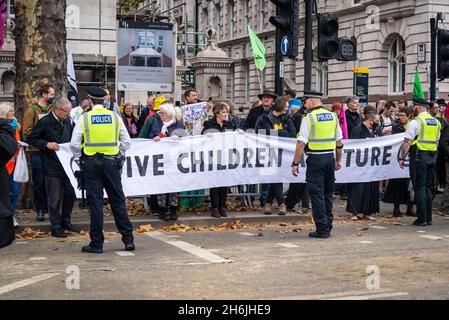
[118,0,146,12]
[13,0,67,120]
[13,0,67,209]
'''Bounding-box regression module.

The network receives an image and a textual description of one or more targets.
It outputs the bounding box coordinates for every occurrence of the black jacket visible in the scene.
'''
[255,111,296,138]
[0,119,18,218]
[350,122,382,139]
[439,124,449,160]
[202,118,237,134]
[345,109,362,138]
[243,105,271,130]
[28,112,74,177]
[291,109,306,136]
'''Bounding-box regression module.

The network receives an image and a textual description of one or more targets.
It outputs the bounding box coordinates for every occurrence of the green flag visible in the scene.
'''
[247,25,266,71]
[413,69,425,99]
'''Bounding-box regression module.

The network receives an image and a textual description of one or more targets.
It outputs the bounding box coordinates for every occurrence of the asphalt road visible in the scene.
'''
[1,213,449,300]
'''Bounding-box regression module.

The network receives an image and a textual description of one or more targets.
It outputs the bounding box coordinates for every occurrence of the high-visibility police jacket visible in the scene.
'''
[81,108,120,156]
[413,113,441,151]
[306,107,338,151]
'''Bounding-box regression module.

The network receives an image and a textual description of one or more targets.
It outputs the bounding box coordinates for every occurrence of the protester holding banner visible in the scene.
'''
[383,106,414,217]
[243,89,276,131]
[202,102,237,218]
[121,102,139,138]
[28,98,79,238]
[138,96,168,138]
[399,97,441,226]
[0,103,23,227]
[438,121,449,217]
[345,96,362,137]
[180,89,207,210]
[256,96,296,215]
[150,103,185,221]
[346,108,382,221]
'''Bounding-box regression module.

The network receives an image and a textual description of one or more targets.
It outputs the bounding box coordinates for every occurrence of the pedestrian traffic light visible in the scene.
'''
[437,29,449,80]
[269,0,300,59]
[318,15,339,60]
[338,37,357,61]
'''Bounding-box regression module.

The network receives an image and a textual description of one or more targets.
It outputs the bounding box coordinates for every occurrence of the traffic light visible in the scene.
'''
[437,29,449,80]
[269,0,300,59]
[318,15,339,60]
[338,36,357,61]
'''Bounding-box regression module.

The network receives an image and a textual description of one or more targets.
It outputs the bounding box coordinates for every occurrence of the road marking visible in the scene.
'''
[370,226,386,230]
[359,241,374,244]
[186,262,212,265]
[329,292,409,300]
[115,251,135,257]
[278,243,299,248]
[267,288,395,300]
[419,235,443,240]
[416,231,427,233]
[0,273,59,296]
[30,257,46,261]
[209,249,220,253]
[164,235,180,238]
[238,232,255,236]
[16,242,28,244]
[145,232,231,263]
[445,235,449,238]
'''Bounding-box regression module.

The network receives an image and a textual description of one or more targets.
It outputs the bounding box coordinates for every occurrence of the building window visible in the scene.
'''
[7,0,14,16]
[2,71,15,94]
[245,61,250,101]
[353,0,362,5]
[388,37,406,94]
[259,0,265,32]
[244,1,249,34]
[214,4,221,40]
[231,64,235,101]
[316,62,328,97]
[228,0,235,39]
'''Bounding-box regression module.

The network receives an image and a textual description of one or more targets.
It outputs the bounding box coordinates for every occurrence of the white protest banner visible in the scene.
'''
[56,132,409,198]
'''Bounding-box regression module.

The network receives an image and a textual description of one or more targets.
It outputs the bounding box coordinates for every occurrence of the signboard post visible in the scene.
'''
[353,67,369,107]
[117,21,174,92]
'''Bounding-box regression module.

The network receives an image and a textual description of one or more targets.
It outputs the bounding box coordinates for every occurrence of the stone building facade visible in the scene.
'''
[195,0,449,109]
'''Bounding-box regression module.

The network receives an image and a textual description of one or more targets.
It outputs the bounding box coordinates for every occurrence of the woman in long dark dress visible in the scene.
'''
[346,109,382,221]
[383,106,414,216]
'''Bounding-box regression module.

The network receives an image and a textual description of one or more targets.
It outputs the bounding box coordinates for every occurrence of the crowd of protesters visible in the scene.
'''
[2,82,449,248]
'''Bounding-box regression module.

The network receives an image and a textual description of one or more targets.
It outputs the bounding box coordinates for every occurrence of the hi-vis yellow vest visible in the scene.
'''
[306,108,338,151]
[413,113,441,151]
[81,108,120,156]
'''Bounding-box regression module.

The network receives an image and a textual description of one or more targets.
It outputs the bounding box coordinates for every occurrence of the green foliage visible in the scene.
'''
[118,0,146,12]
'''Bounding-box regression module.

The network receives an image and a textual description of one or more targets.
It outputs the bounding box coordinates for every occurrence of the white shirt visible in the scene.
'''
[404,111,441,141]
[297,110,343,154]
[70,106,84,126]
[70,105,131,158]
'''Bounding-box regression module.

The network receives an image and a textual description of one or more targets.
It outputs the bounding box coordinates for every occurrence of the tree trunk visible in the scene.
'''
[13,0,67,120]
[13,0,67,209]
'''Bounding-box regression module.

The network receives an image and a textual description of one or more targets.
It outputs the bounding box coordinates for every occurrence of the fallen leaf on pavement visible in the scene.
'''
[135,224,154,233]
[16,227,47,239]
[256,232,264,237]
[79,230,88,236]
[356,231,363,237]
[279,223,288,226]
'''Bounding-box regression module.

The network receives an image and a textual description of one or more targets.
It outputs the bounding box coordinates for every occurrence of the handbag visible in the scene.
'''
[13,147,29,183]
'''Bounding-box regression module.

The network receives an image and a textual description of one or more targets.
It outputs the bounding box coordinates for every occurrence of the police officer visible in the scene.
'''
[70,87,134,253]
[291,91,343,238]
[399,96,441,226]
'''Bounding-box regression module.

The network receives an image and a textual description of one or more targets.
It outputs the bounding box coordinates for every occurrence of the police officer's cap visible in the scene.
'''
[303,90,323,101]
[87,86,107,100]
[412,96,430,107]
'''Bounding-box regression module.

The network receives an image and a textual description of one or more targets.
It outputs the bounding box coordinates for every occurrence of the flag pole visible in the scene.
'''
[255,65,263,92]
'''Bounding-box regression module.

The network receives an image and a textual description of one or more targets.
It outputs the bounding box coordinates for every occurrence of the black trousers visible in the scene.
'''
[210,187,228,209]
[0,216,14,248]
[414,151,437,224]
[45,176,76,230]
[84,156,134,249]
[306,153,335,235]
[267,183,284,205]
[286,183,310,209]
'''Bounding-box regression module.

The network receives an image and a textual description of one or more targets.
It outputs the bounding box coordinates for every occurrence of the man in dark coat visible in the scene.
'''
[0,118,18,248]
[243,89,277,131]
[28,98,78,238]
[345,95,362,137]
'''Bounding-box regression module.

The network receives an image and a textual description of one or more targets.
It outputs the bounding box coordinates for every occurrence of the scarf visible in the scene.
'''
[161,119,176,135]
